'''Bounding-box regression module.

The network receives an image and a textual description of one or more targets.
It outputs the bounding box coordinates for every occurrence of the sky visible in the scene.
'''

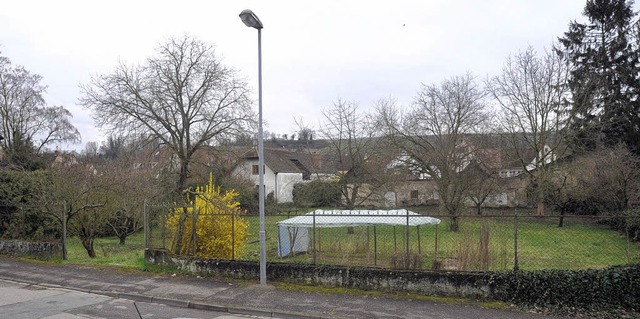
[1,0,634,152]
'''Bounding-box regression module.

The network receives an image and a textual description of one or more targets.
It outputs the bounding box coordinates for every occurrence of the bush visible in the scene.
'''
[166,175,249,259]
[293,180,341,207]
[0,170,57,241]
[488,265,640,314]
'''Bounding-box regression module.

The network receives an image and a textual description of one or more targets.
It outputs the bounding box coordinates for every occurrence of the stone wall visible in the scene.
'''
[145,249,492,298]
[0,240,61,259]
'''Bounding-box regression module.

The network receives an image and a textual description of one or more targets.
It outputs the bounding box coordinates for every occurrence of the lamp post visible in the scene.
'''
[239,9,266,286]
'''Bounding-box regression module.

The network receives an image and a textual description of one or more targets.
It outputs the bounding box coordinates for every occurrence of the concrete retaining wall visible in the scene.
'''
[0,240,61,259]
[145,249,492,298]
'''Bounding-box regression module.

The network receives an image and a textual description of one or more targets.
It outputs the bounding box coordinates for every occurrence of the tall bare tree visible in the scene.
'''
[319,99,392,209]
[0,51,80,167]
[378,73,489,231]
[80,35,254,199]
[487,46,570,216]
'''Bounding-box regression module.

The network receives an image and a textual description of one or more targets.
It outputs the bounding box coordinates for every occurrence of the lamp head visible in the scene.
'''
[239,9,263,29]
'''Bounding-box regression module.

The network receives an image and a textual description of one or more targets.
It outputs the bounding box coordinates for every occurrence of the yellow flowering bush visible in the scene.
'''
[167,175,249,259]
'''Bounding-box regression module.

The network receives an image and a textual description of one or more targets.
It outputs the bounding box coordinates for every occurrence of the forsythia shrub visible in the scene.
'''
[167,175,249,259]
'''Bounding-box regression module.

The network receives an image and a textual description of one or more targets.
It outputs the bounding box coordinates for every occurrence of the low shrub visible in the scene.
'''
[488,265,640,314]
[292,180,341,207]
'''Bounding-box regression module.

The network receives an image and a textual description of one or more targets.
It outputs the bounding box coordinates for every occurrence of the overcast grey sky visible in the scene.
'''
[1,0,634,151]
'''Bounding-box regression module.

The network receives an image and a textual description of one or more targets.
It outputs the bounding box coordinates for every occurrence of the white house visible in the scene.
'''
[233,148,335,203]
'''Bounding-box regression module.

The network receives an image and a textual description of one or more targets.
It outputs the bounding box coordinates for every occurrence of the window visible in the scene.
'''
[410,190,419,200]
[252,164,265,175]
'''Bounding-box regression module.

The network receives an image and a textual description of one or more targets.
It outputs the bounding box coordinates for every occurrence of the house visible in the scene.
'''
[232,148,335,203]
[356,134,558,209]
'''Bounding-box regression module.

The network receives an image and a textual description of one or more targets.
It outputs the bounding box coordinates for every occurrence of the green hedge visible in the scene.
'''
[488,265,640,313]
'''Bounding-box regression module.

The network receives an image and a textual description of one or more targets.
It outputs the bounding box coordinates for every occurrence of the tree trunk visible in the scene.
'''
[61,211,68,260]
[449,216,459,232]
[536,201,545,216]
[118,235,126,245]
[176,161,189,198]
[81,238,96,258]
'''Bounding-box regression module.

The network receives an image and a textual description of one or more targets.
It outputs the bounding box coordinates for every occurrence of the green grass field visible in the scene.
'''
[63,233,146,269]
[235,213,640,271]
[66,211,640,272]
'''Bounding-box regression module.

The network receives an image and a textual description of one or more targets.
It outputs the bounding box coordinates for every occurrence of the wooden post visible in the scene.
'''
[61,202,67,260]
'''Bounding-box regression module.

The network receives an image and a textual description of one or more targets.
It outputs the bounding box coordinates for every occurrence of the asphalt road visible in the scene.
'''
[0,279,274,319]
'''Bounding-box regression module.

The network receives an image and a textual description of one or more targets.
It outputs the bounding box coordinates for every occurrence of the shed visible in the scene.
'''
[277,209,441,257]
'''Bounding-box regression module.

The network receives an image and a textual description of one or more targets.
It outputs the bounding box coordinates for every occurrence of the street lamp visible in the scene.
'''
[239,9,266,286]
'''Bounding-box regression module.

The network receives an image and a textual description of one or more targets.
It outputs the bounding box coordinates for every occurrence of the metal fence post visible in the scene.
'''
[232,208,236,260]
[313,209,317,265]
[373,225,378,266]
[161,206,167,250]
[393,226,397,253]
[434,224,439,263]
[405,210,410,269]
[514,213,519,271]
[143,200,148,249]
[417,225,421,255]
[191,202,197,256]
[61,202,67,260]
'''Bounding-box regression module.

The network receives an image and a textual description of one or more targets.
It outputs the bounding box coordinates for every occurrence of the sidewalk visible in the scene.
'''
[0,256,562,319]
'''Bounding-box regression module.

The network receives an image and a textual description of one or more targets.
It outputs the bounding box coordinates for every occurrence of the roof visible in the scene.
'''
[244,148,334,175]
[277,209,441,228]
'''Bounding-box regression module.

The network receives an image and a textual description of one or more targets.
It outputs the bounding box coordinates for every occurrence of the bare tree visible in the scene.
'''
[462,157,500,215]
[40,161,106,259]
[104,156,160,245]
[547,144,640,227]
[0,51,80,164]
[487,46,570,216]
[319,99,392,209]
[80,35,254,199]
[378,73,489,231]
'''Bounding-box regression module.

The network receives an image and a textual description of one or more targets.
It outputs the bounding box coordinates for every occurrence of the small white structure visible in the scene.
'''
[277,209,441,257]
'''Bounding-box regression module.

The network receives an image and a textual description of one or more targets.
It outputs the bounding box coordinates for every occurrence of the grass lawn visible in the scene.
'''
[63,232,146,269]
[236,213,640,271]
[67,210,640,272]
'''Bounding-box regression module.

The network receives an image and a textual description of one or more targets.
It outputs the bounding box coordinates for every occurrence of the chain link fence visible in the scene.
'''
[145,206,640,271]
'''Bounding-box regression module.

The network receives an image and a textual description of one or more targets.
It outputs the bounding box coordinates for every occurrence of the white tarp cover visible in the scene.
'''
[277,226,309,257]
[277,209,441,228]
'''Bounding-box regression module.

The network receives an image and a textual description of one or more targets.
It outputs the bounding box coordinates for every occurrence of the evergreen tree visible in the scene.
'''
[556,0,640,154]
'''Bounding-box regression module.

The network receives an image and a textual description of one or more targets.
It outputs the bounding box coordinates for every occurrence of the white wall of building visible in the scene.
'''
[232,159,304,203]
[276,173,302,203]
